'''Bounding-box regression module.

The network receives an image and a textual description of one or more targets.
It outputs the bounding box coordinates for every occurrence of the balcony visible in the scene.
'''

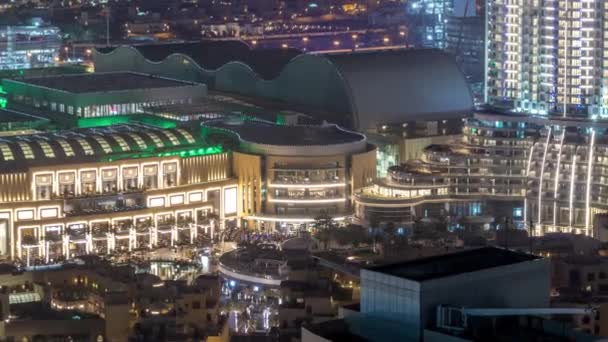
[53,187,145,200]
[64,204,146,217]
[268,195,346,204]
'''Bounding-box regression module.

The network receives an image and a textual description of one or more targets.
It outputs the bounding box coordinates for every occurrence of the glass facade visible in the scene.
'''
[407,0,454,49]
[0,25,60,70]
[486,0,608,116]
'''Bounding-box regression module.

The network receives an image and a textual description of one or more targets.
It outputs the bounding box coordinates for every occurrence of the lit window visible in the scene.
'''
[177,129,196,144]
[76,138,94,155]
[37,141,56,158]
[18,142,34,159]
[93,136,112,153]
[112,135,130,152]
[57,139,75,157]
[146,132,164,148]
[128,133,147,149]
[161,131,180,145]
[0,143,14,161]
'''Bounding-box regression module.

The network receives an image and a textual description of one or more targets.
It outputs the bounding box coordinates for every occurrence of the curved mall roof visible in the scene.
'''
[94,42,474,130]
[97,41,301,80]
[204,119,368,156]
[0,124,205,171]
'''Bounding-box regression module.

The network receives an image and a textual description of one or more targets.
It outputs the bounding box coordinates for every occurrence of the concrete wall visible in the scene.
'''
[350,146,377,192]
[360,269,422,337]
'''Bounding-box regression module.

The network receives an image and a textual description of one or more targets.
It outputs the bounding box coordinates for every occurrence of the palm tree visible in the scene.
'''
[314,211,336,231]
[316,228,332,250]
[314,211,337,250]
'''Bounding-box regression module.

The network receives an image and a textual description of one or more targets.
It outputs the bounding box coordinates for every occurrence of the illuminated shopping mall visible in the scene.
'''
[0,55,389,262]
[0,40,478,262]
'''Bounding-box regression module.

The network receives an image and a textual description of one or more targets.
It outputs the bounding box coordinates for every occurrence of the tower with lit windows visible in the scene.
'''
[486,0,608,117]
[483,0,608,237]
[407,0,454,48]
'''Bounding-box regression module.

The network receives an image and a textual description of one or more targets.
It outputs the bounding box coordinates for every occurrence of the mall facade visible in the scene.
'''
[0,68,381,262]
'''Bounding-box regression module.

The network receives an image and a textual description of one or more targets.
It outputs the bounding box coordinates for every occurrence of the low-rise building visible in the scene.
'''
[303,247,553,342]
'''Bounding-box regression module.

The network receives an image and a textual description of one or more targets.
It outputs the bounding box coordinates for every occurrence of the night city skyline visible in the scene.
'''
[0,0,605,341]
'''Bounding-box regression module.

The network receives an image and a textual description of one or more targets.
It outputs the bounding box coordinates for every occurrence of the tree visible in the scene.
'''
[314,211,336,230]
[347,224,371,247]
[316,227,332,250]
[314,211,337,250]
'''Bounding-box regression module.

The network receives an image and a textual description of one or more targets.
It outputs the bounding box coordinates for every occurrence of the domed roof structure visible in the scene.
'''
[95,42,474,130]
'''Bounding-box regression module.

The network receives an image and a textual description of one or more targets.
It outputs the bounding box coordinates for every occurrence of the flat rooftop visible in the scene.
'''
[369,247,540,282]
[207,120,365,146]
[143,95,285,122]
[11,72,197,93]
[11,302,100,321]
[0,108,48,123]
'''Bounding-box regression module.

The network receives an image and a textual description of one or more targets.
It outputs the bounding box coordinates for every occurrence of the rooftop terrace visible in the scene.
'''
[207,120,365,146]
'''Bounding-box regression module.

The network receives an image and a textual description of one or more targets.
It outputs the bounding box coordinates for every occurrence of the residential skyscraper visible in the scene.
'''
[486,0,608,117]
[354,0,608,240]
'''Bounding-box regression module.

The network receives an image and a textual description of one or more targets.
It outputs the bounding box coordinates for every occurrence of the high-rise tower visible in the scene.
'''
[486,0,608,117]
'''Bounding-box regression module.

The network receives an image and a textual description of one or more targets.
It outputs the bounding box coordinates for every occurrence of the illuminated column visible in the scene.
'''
[62,235,69,259]
[96,169,102,193]
[553,131,566,229]
[149,227,154,249]
[537,127,552,235]
[129,228,134,252]
[39,240,45,259]
[585,130,596,236]
[107,233,114,252]
[523,143,536,230]
[45,241,50,263]
[171,225,176,247]
[85,234,91,254]
[190,223,196,244]
[25,247,30,267]
[569,150,578,227]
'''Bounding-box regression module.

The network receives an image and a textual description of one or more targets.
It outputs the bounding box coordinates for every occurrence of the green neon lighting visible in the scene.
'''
[102,145,223,162]
[158,146,223,158]
[135,115,176,129]
[77,114,177,129]
[0,86,7,109]
[275,114,285,125]
[78,115,131,128]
